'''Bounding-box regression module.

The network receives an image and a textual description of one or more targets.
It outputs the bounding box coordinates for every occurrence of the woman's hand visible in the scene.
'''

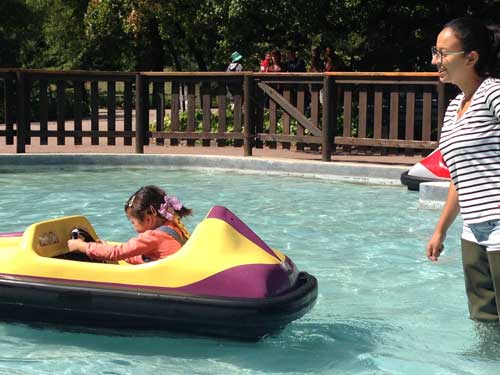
[426,231,445,261]
[426,182,459,262]
[67,238,86,252]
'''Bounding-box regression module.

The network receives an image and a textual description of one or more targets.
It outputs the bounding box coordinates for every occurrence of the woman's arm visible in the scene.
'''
[426,181,460,261]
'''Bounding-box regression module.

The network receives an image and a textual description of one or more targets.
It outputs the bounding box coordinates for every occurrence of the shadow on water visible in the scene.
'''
[0,319,392,374]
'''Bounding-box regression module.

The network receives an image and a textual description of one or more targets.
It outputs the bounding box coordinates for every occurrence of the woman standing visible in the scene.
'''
[427,17,500,321]
[267,50,284,72]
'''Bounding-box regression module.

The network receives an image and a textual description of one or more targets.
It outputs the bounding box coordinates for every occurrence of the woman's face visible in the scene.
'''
[432,27,468,84]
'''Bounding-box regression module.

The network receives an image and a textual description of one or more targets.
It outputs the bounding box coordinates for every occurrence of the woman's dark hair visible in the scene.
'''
[273,49,283,57]
[310,47,324,72]
[444,17,500,77]
[124,185,192,221]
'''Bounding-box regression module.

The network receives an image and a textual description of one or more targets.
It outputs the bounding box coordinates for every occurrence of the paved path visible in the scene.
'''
[0,109,424,166]
[0,141,423,167]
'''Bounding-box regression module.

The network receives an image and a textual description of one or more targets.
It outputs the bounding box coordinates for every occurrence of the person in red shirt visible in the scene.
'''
[260,52,271,72]
[268,50,285,72]
[67,185,192,264]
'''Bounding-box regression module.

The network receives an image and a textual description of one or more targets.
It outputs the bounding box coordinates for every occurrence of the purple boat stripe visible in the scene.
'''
[174,263,290,298]
[1,264,292,299]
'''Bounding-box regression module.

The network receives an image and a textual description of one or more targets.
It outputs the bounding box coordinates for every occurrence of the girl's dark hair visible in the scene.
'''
[444,17,500,78]
[124,185,192,221]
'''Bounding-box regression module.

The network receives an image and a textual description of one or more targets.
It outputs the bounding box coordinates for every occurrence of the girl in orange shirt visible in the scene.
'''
[67,185,192,264]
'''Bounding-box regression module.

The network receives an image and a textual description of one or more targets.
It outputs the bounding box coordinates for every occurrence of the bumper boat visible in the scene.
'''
[400,149,450,191]
[0,206,317,340]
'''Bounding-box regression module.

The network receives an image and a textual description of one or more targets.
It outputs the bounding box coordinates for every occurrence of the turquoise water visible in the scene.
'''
[1,165,500,375]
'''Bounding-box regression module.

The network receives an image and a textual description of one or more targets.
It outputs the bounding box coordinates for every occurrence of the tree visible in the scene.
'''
[3,0,500,72]
[38,0,88,69]
[0,0,37,67]
[83,0,137,70]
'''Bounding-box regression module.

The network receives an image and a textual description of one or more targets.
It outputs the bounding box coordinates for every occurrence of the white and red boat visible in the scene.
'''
[400,149,450,191]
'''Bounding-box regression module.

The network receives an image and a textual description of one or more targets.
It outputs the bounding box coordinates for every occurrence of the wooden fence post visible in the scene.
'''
[90,80,99,145]
[107,80,116,146]
[4,75,15,145]
[436,82,445,140]
[56,80,66,145]
[15,71,27,154]
[135,73,145,154]
[253,81,265,149]
[243,73,254,156]
[321,75,335,161]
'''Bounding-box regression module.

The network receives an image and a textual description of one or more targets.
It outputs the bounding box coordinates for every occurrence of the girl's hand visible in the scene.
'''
[67,238,86,252]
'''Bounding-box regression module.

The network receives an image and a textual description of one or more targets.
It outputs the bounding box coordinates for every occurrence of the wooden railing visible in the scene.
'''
[0,69,136,152]
[326,72,449,151]
[136,72,249,154]
[0,69,451,160]
[253,72,325,154]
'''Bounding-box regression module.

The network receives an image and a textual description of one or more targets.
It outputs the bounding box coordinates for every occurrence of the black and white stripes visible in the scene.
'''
[440,78,500,224]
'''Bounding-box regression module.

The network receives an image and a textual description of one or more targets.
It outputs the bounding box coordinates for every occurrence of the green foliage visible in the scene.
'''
[0,80,90,123]
[149,107,303,138]
[40,0,88,69]
[29,82,91,121]
[83,0,137,70]
[4,0,500,72]
[149,108,237,145]
[0,0,37,67]
[152,108,235,133]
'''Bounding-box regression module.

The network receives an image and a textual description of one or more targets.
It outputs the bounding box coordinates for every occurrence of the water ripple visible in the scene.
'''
[0,166,486,374]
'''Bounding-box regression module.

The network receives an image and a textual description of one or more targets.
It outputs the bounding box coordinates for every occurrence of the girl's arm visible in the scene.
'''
[426,181,460,261]
[68,231,158,264]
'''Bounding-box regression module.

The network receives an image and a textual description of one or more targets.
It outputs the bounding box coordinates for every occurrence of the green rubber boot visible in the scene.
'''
[461,239,498,322]
[487,249,500,321]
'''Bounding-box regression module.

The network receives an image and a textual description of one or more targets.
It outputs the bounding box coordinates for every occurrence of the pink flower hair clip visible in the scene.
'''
[159,194,183,220]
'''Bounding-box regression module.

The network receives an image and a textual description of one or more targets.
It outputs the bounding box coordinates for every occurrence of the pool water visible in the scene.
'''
[1,165,500,375]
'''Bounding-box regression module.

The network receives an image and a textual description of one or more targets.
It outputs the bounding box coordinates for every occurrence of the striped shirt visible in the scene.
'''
[439,77,500,224]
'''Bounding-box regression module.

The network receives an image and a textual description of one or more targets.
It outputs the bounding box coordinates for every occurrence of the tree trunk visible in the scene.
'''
[165,39,183,71]
[136,18,164,71]
[187,38,207,72]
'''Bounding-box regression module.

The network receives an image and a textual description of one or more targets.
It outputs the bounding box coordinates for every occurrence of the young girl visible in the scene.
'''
[67,185,192,264]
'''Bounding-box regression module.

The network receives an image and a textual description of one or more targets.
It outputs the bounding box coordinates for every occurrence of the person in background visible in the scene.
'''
[324,46,343,72]
[284,49,306,72]
[67,185,192,264]
[308,47,324,72]
[260,52,271,72]
[426,17,500,322]
[268,49,284,72]
[227,51,243,72]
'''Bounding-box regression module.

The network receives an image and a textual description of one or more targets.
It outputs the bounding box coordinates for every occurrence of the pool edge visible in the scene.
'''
[0,153,408,186]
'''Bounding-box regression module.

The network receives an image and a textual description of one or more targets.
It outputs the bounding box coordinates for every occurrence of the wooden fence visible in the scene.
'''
[0,69,451,161]
[326,72,449,151]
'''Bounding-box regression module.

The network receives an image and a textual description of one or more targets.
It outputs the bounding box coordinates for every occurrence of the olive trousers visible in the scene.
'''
[461,238,500,322]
